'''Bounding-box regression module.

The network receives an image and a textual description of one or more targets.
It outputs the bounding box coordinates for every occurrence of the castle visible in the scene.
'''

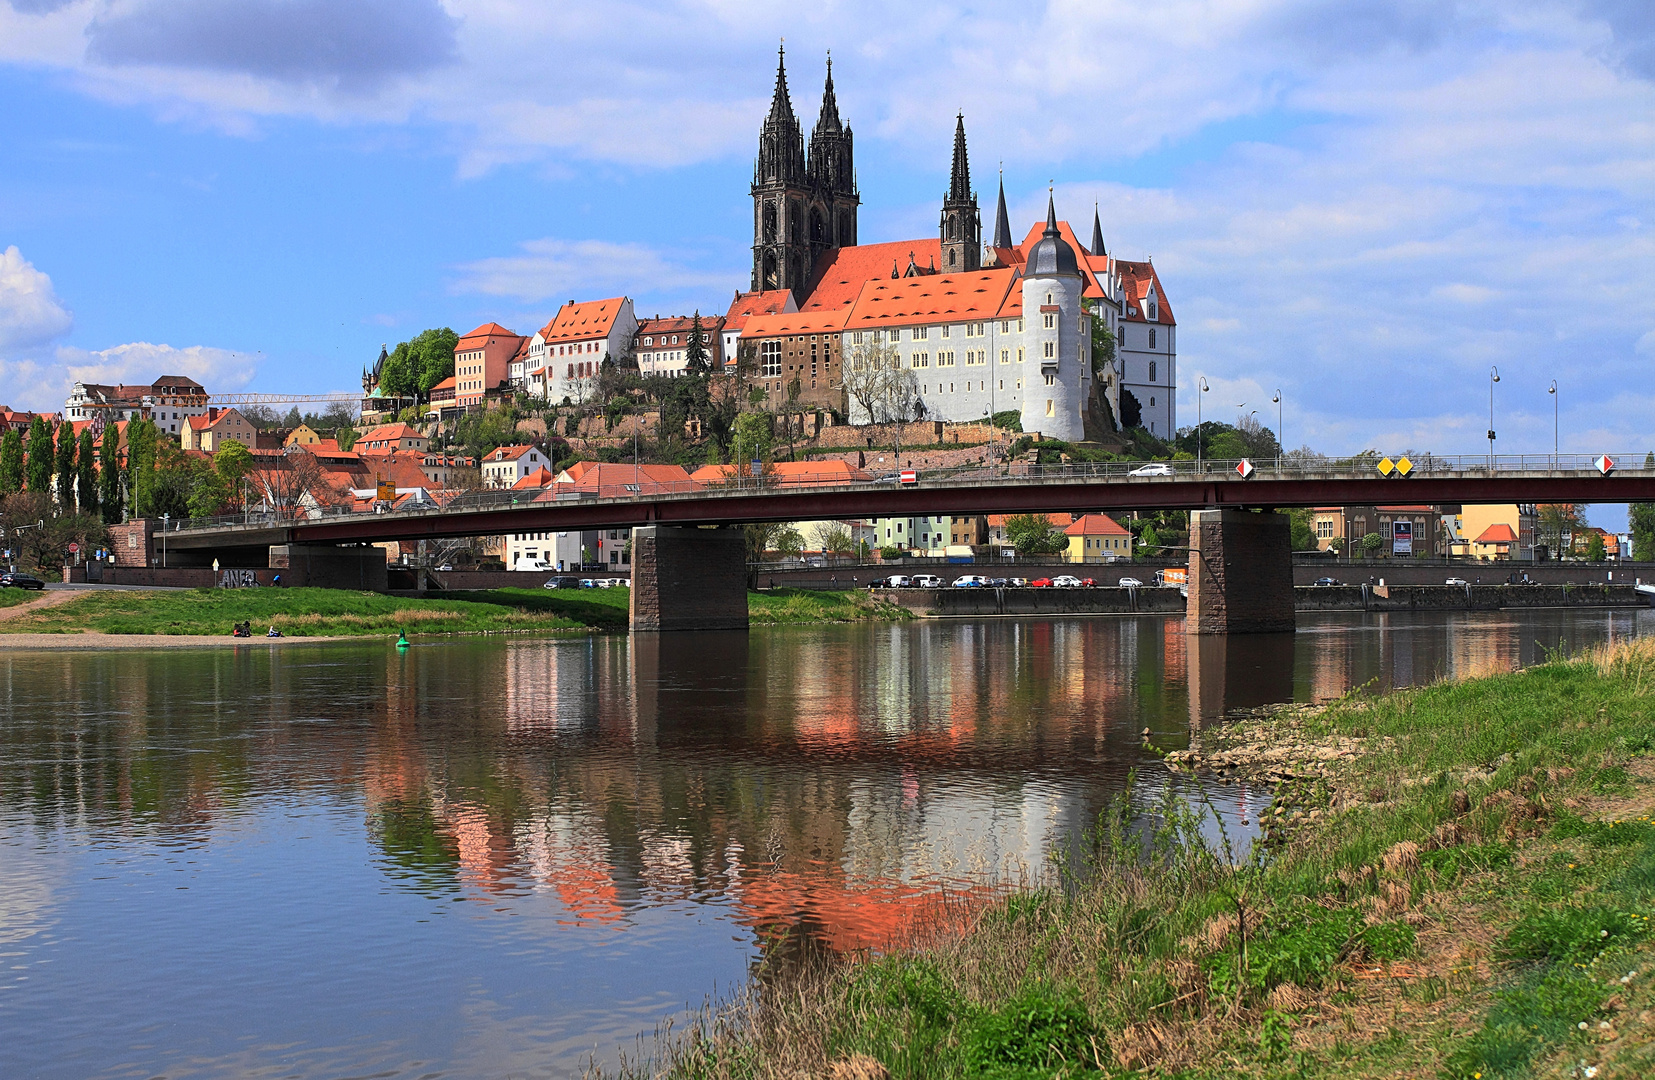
[737,46,1177,442]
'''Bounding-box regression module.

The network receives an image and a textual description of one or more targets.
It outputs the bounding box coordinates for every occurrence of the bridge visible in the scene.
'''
[150,453,1655,634]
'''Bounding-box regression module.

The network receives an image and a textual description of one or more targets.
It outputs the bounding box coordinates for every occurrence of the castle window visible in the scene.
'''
[761,341,782,378]
[1149,329,1157,349]
[1001,320,1010,332]
[1017,348,1024,363]
[914,326,927,340]
[1043,342,1055,358]
[1047,294,1052,305]
[1046,399,1054,416]
[1018,318,1025,332]
[852,332,864,345]
[941,325,950,339]
[1044,372,1055,386]
[999,349,1008,364]
[1043,313,1055,329]
[1150,397,1155,407]
[1149,361,1157,382]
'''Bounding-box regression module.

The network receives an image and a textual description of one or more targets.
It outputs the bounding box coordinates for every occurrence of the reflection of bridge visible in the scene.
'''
[157,454,1655,633]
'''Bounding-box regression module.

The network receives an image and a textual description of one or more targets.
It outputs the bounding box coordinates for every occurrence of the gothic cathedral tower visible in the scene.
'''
[751,48,858,297]
[939,114,980,273]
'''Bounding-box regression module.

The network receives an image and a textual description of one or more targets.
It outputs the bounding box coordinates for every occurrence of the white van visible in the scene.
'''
[913,574,944,588]
[512,557,552,572]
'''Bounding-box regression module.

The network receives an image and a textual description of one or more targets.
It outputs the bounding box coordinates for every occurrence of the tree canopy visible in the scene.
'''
[378,328,459,399]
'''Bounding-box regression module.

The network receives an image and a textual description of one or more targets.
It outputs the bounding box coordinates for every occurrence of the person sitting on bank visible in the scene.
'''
[267,625,283,638]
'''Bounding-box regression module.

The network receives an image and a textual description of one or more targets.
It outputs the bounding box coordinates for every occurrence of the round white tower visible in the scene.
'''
[1019,195,1089,441]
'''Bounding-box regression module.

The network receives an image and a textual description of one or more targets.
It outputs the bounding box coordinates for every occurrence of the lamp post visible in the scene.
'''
[1196,377,1209,471]
[1548,380,1558,466]
[160,512,169,568]
[1487,365,1500,468]
[1272,389,1282,471]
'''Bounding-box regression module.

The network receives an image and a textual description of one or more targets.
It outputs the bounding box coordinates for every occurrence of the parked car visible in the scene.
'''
[1445,577,1469,586]
[1312,577,1341,586]
[1052,575,1083,587]
[1030,577,1054,587]
[887,575,913,588]
[542,576,581,590]
[988,577,1009,587]
[0,572,45,590]
[952,575,989,587]
[1117,576,1144,588]
[610,578,630,588]
[579,578,597,588]
[914,574,944,588]
[1128,462,1175,477]
[1079,578,1097,587]
[434,563,454,571]
[1009,577,1029,587]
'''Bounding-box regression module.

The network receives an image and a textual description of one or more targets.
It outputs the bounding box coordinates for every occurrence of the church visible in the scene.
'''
[734,46,1179,441]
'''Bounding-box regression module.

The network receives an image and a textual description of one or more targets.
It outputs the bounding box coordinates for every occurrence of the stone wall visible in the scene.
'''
[107,519,155,567]
[630,525,747,632]
[1187,508,1295,634]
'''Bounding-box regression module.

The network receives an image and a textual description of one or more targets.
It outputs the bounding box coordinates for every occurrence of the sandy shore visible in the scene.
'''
[0,632,362,650]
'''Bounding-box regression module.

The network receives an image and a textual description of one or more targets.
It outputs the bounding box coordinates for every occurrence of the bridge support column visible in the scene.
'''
[1186,509,1295,635]
[629,526,749,632]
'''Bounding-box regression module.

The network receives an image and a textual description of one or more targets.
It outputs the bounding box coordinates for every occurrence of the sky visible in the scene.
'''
[0,0,1652,526]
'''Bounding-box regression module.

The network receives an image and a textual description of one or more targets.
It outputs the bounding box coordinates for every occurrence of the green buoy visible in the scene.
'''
[395,629,409,649]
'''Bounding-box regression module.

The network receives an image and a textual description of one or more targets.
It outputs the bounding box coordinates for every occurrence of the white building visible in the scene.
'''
[516,297,638,405]
[1115,264,1177,438]
[65,375,210,436]
[480,444,555,488]
[833,198,1096,443]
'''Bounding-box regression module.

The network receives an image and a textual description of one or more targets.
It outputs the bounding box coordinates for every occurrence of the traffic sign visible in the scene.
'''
[899,470,918,485]
[68,542,79,554]
[1597,455,1615,475]
[1395,456,1413,476]
[1378,457,1395,476]
[1235,459,1255,478]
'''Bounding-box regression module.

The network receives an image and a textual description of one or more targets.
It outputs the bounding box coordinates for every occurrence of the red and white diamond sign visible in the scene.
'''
[1236,459,1255,478]
[1596,455,1615,475]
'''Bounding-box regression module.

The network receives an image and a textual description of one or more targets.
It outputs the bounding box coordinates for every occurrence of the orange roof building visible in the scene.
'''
[454,323,525,409]
[634,314,726,378]
[1063,513,1133,563]
[516,297,638,405]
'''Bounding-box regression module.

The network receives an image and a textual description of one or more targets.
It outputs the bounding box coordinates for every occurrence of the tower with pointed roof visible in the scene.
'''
[938,114,981,273]
[1020,193,1089,441]
[751,47,857,297]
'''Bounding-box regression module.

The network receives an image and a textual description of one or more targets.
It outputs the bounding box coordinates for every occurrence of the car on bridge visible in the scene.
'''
[1128,462,1176,477]
[1312,577,1341,586]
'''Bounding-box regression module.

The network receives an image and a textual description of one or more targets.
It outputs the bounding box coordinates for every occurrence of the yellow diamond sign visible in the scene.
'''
[1395,456,1413,477]
[1377,457,1395,476]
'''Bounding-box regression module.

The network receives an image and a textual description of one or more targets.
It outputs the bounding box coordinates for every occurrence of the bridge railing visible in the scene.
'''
[163,452,1651,533]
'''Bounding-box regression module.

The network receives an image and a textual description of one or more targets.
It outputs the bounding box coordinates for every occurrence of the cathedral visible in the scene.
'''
[740,47,1178,442]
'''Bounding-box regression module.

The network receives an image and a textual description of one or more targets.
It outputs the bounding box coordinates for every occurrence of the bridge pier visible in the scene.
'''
[628,526,748,632]
[1186,508,1295,634]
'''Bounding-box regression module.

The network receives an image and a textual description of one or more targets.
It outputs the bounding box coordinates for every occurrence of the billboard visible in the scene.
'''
[1392,519,1413,555]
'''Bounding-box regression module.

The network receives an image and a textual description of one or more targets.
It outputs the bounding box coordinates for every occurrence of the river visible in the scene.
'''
[1,607,1650,1078]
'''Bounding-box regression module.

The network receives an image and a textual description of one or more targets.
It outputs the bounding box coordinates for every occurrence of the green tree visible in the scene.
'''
[54,421,76,515]
[1537,503,1586,559]
[381,328,460,399]
[214,440,255,508]
[730,411,773,475]
[1585,530,1606,562]
[1139,523,1161,556]
[98,424,121,524]
[25,415,52,493]
[0,428,22,495]
[1361,531,1383,556]
[1005,512,1068,555]
[1284,508,1317,551]
[125,420,157,518]
[1631,503,1655,562]
[682,312,712,378]
[76,429,97,520]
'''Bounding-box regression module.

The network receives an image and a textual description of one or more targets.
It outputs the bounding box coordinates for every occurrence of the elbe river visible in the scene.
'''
[1,607,1650,1078]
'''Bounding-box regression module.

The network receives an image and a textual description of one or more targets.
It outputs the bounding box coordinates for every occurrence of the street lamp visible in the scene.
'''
[1487,366,1500,468]
[1196,377,1210,470]
[160,512,169,568]
[1548,380,1558,465]
[1271,390,1282,471]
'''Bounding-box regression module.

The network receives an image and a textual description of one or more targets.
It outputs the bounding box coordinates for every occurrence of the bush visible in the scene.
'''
[1497,905,1648,965]
[961,985,1096,1073]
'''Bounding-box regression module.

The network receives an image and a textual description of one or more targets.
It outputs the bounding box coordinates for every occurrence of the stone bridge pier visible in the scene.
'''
[628,525,749,632]
[1186,508,1295,635]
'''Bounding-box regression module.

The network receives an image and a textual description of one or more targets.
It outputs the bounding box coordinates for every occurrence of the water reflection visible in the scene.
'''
[0,607,1650,1079]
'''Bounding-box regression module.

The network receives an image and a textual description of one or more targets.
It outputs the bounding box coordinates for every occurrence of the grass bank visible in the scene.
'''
[0,586,619,637]
[749,587,912,624]
[0,586,906,637]
[0,588,41,609]
[620,638,1655,1079]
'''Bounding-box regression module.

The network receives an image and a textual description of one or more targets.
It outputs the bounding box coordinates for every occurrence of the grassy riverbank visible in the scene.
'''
[621,638,1655,1079]
[0,586,906,637]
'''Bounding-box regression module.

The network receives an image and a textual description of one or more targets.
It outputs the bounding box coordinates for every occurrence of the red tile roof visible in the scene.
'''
[800,239,945,312]
[724,289,796,325]
[691,460,873,486]
[458,322,519,344]
[1474,523,1519,544]
[511,466,556,490]
[486,444,541,463]
[537,297,626,345]
[1118,260,1176,326]
[1063,513,1131,537]
[739,309,851,339]
[841,270,1018,331]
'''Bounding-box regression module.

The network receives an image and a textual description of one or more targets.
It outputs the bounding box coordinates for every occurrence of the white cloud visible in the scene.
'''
[0,342,258,414]
[0,246,73,350]
[452,238,740,305]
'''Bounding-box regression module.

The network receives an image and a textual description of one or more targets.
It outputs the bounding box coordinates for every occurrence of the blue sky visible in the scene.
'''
[1,1,1652,528]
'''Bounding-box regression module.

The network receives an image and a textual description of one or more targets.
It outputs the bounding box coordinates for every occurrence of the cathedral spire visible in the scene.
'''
[768,42,794,124]
[1090,202,1106,257]
[948,113,971,202]
[991,169,1011,249]
[1045,189,1059,237]
[816,51,841,133]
